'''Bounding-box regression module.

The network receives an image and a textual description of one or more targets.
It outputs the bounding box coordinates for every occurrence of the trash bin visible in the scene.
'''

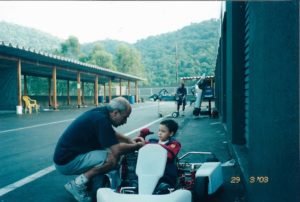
[129,96,135,104]
[16,105,23,114]
[98,96,104,103]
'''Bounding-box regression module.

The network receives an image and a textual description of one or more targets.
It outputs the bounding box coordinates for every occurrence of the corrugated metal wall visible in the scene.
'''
[215,1,299,202]
[244,2,250,147]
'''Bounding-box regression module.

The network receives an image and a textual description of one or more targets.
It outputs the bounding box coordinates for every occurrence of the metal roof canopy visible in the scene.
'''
[0,42,144,84]
[180,76,215,81]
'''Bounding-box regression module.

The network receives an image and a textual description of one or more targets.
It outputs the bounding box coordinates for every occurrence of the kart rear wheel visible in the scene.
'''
[102,175,111,188]
[193,177,208,202]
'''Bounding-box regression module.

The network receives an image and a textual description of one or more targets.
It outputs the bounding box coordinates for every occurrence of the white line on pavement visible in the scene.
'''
[0,119,75,135]
[210,121,221,125]
[124,115,169,137]
[0,165,55,197]
[0,104,158,135]
[132,104,157,110]
[0,114,169,197]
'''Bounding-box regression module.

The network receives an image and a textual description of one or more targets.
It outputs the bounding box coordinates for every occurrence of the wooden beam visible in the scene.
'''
[103,83,106,103]
[119,78,122,96]
[135,81,138,103]
[48,77,51,106]
[17,59,22,106]
[128,81,131,95]
[67,80,70,105]
[94,75,98,106]
[108,77,112,103]
[52,66,57,109]
[77,72,81,108]
[82,81,85,105]
[24,74,27,95]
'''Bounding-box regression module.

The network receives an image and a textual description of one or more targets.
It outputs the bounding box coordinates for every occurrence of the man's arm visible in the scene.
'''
[115,131,135,144]
[109,141,144,158]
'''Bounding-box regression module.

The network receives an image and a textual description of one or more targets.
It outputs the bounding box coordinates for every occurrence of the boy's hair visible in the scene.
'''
[160,119,179,135]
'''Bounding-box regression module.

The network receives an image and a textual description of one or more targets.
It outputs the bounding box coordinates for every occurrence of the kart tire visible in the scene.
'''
[102,175,111,188]
[193,108,200,116]
[172,112,179,118]
[153,94,159,101]
[193,177,208,202]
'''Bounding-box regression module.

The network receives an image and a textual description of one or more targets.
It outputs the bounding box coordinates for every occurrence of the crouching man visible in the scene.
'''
[53,97,145,202]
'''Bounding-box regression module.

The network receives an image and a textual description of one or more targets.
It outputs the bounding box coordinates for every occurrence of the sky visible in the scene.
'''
[0,1,221,44]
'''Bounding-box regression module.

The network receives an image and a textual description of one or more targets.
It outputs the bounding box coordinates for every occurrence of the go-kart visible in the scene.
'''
[149,89,175,102]
[97,144,223,202]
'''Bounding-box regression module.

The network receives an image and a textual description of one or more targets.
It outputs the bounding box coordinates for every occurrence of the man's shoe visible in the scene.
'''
[64,180,92,202]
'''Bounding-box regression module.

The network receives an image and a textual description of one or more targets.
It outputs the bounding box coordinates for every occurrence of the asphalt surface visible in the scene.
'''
[0,101,246,202]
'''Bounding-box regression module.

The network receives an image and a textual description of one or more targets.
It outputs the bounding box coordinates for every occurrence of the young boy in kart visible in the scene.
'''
[138,119,181,194]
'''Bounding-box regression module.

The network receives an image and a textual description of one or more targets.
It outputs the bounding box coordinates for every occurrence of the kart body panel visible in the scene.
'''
[97,188,192,202]
[97,144,223,202]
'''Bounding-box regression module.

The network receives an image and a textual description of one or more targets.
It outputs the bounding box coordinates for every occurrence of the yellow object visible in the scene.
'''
[22,96,39,114]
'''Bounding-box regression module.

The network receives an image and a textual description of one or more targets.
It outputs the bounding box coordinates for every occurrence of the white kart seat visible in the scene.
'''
[136,144,167,194]
[195,162,223,194]
[97,188,192,202]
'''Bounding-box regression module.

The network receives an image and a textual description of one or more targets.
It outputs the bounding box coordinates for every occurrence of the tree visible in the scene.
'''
[59,36,81,59]
[88,44,116,71]
[114,44,145,77]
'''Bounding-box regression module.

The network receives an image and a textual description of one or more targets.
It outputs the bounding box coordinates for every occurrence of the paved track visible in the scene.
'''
[0,102,171,202]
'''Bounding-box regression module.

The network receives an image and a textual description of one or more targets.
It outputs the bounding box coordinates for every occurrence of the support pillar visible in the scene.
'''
[67,80,70,105]
[82,81,85,105]
[128,81,131,95]
[119,78,122,96]
[135,81,138,103]
[48,78,51,106]
[103,83,106,103]
[77,72,81,108]
[52,66,57,109]
[108,77,112,102]
[94,75,98,106]
[17,59,22,106]
[24,74,27,95]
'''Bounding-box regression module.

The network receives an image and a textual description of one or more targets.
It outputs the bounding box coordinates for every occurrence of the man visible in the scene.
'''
[176,83,187,116]
[53,97,145,202]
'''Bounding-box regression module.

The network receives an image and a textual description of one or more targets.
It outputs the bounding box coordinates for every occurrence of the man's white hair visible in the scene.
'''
[107,97,130,112]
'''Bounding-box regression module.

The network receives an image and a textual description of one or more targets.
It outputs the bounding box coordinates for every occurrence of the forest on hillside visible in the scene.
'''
[0,19,220,88]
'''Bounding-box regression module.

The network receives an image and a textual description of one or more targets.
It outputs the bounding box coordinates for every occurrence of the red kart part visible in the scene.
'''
[139,128,154,138]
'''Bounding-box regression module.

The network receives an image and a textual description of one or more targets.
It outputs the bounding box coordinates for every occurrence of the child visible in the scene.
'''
[139,119,181,191]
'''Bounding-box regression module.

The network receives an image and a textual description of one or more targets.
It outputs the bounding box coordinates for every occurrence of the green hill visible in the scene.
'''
[0,19,220,87]
[134,19,220,86]
[0,21,62,52]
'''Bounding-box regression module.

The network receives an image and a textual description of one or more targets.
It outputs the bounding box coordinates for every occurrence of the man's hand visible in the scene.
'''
[135,139,146,149]
[133,136,145,143]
